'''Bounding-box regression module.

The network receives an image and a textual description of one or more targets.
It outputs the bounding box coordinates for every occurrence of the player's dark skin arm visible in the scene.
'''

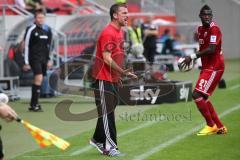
[196,44,216,57]
[183,44,216,65]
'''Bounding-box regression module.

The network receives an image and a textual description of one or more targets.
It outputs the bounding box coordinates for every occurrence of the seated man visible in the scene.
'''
[15,0,35,12]
[161,34,185,57]
[16,0,59,14]
[9,42,58,98]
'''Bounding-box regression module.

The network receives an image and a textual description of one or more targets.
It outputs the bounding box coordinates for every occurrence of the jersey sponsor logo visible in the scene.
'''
[199,39,204,44]
[210,35,217,43]
[39,35,48,39]
[130,85,160,104]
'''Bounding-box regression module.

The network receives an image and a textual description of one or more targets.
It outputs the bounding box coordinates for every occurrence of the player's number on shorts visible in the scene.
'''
[199,79,208,90]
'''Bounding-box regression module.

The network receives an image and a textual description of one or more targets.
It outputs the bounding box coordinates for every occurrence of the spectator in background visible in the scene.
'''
[142,17,158,66]
[15,0,59,14]
[76,0,85,5]
[172,33,186,57]
[115,0,126,3]
[10,42,57,98]
[128,18,144,58]
[15,0,35,12]
[161,30,185,57]
[160,29,173,55]
[159,29,171,43]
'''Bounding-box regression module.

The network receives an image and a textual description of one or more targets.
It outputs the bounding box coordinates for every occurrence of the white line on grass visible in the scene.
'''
[24,155,71,158]
[71,103,240,156]
[229,84,240,90]
[133,104,240,160]
[70,121,154,156]
[22,104,240,158]
[24,122,156,158]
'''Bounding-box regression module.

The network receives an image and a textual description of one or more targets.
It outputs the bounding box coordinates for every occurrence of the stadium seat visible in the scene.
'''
[42,0,74,15]
[0,0,17,15]
[3,0,15,4]
[67,0,85,5]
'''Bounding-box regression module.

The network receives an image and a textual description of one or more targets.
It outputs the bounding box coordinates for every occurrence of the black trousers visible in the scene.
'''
[143,47,156,65]
[93,80,119,149]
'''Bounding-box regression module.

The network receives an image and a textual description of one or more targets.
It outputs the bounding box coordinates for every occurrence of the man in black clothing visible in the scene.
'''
[142,17,158,66]
[23,10,52,111]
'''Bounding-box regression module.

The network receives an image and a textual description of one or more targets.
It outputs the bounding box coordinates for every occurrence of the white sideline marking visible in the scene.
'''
[133,104,240,160]
[229,84,240,90]
[22,104,240,158]
[23,155,71,158]
[70,146,92,156]
[70,122,154,156]
[118,122,153,137]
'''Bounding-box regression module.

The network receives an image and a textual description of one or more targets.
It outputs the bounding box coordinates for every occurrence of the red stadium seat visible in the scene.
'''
[128,3,141,13]
[0,0,17,15]
[59,43,94,57]
[6,0,15,4]
[42,0,74,15]
[0,0,15,4]
[67,0,85,5]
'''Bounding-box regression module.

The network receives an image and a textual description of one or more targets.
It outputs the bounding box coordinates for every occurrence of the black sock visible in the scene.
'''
[30,84,41,106]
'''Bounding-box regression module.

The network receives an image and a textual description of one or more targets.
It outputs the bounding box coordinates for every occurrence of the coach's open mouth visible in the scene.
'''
[124,17,128,24]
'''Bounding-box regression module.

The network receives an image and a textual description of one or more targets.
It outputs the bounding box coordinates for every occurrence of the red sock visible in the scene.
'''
[206,100,223,128]
[195,97,215,127]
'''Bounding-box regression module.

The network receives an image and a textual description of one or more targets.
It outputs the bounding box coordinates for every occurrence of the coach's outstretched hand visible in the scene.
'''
[0,103,18,122]
[123,68,138,80]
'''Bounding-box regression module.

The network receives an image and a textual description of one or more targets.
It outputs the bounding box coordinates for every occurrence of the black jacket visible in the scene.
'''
[142,23,157,49]
[24,23,52,64]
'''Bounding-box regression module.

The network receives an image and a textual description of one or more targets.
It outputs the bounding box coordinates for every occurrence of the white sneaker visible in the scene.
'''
[108,148,125,157]
[89,138,104,154]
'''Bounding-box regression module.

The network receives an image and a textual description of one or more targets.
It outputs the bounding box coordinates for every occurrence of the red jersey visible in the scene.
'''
[197,21,224,70]
[92,23,125,82]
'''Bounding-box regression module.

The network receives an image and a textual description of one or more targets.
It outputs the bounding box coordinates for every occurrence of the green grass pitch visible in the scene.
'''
[1,59,240,160]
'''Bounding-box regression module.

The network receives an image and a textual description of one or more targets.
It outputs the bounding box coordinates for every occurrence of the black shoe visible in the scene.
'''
[218,79,227,89]
[28,104,43,112]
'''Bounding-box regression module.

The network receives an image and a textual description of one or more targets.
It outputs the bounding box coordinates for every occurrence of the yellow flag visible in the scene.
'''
[21,120,70,150]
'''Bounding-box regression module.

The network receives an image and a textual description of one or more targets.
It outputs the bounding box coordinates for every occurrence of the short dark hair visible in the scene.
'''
[200,4,212,15]
[34,10,46,18]
[109,3,127,21]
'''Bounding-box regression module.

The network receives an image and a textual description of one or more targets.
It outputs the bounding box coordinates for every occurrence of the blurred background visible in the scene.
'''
[0,0,239,100]
[0,0,240,159]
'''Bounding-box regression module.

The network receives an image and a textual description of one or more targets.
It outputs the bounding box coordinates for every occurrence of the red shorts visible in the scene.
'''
[195,69,224,96]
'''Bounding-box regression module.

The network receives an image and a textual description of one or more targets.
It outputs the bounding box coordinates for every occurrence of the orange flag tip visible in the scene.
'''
[20,119,71,150]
